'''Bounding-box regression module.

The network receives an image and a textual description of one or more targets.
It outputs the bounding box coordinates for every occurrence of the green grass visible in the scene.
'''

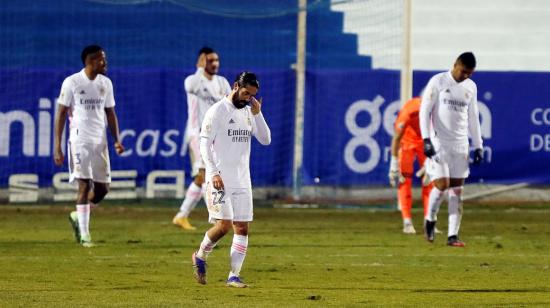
[1,203,549,307]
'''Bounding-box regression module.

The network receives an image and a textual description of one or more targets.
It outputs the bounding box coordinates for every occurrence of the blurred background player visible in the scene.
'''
[172,47,231,230]
[54,45,125,247]
[420,51,483,247]
[389,96,433,234]
[191,72,271,288]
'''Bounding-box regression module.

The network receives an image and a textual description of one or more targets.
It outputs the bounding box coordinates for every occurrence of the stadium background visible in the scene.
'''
[1,0,549,203]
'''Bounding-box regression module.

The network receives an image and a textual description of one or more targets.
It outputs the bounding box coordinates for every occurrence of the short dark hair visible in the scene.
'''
[199,46,215,56]
[81,45,103,65]
[457,52,476,68]
[235,71,259,89]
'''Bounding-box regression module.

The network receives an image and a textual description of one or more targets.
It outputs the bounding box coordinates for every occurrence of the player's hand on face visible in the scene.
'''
[250,97,262,115]
[196,53,206,69]
[54,147,64,166]
[114,141,125,155]
[212,174,225,191]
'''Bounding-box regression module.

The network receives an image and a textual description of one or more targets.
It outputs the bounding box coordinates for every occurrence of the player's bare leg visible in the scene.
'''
[192,219,232,284]
[69,179,94,247]
[174,169,205,230]
[447,178,466,247]
[227,222,249,288]
[424,178,449,242]
[88,182,109,209]
[398,178,416,234]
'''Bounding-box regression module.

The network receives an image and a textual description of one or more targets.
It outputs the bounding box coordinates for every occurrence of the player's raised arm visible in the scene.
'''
[250,97,271,145]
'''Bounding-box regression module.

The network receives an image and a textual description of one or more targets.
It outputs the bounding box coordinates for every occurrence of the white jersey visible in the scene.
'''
[57,69,115,144]
[184,68,231,142]
[200,97,271,188]
[420,71,483,151]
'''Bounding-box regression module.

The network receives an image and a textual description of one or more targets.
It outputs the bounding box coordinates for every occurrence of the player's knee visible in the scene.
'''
[95,184,110,200]
[233,222,248,236]
[194,169,206,185]
[193,175,204,186]
[434,179,450,191]
[217,220,233,234]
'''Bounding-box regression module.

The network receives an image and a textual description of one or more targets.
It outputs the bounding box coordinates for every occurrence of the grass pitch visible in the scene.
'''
[0,202,549,307]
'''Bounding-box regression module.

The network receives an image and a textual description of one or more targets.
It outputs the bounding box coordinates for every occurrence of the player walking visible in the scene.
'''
[191,72,271,287]
[54,45,125,247]
[389,96,433,234]
[419,52,483,247]
[172,47,231,230]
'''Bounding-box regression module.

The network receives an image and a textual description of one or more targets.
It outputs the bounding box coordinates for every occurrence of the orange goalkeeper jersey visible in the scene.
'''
[394,97,423,148]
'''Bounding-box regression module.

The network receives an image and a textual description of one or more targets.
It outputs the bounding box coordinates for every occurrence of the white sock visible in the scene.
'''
[176,182,203,218]
[76,204,90,237]
[426,188,446,221]
[196,232,217,260]
[448,187,463,237]
[229,234,248,278]
[403,217,413,226]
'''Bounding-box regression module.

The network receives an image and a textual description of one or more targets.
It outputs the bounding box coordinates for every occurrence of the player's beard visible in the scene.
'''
[232,93,248,109]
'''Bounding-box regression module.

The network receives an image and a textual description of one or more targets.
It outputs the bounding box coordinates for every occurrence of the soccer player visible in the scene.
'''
[191,71,271,288]
[389,96,433,234]
[54,45,124,247]
[172,47,231,230]
[419,52,483,247]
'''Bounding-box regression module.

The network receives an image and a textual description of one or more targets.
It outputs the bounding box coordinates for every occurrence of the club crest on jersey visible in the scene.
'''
[99,87,105,96]
[465,92,470,99]
[247,117,252,127]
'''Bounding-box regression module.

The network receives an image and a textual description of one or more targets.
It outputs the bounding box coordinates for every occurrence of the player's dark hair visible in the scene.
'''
[457,52,476,68]
[235,71,259,89]
[199,46,215,55]
[81,45,103,65]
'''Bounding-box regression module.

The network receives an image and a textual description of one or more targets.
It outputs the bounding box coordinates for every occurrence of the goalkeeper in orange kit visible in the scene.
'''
[389,97,433,234]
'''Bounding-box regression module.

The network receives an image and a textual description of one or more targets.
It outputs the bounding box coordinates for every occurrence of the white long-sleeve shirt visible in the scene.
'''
[184,68,231,155]
[419,71,483,151]
[200,97,271,188]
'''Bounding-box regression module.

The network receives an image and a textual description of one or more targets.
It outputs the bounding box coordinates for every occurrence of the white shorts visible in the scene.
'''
[426,144,469,180]
[205,182,253,223]
[68,140,111,183]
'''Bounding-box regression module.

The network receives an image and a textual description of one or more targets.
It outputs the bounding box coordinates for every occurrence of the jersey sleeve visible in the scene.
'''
[467,84,483,149]
[394,104,411,135]
[252,111,271,145]
[57,78,74,107]
[419,77,438,139]
[200,106,219,140]
[222,77,232,95]
[104,79,116,108]
[200,107,220,174]
[184,68,203,95]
